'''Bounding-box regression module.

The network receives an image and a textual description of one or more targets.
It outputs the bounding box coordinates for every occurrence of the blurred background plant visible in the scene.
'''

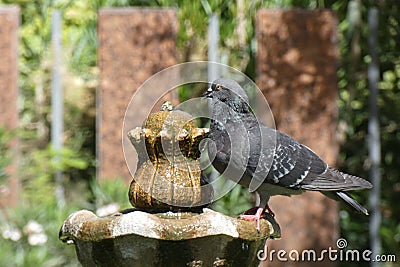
[0,0,398,266]
[0,127,12,187]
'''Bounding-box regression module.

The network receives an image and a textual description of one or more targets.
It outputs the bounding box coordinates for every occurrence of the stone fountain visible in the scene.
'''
[59,103,280,266]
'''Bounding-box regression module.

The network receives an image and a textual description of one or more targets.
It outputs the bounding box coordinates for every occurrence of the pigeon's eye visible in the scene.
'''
[215,85,222,91]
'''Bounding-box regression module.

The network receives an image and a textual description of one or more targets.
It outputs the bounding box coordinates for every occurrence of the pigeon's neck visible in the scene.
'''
[209,101,250,125]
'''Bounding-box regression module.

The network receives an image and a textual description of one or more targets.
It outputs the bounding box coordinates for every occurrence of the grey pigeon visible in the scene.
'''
[203,78,372,230]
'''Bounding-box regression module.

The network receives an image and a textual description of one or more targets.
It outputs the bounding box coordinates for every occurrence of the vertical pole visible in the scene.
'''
[208,13,219,82]
[368,7,381,266]
[51,10,65,208]
[0,6,20,207]
[256,10,339,267]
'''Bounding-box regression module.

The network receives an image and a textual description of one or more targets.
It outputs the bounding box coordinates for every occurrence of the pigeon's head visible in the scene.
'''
[204,78,251,114]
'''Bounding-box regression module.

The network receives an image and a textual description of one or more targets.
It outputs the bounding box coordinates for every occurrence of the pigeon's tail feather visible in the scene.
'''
[301,167,372,191]
[333,169,373,190]
[329,191,369,215]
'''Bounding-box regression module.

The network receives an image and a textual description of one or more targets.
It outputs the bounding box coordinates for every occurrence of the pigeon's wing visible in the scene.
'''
[263,130,328,188]
[243,122,275,190]
[251,128,371,215]
[265,130,372,192]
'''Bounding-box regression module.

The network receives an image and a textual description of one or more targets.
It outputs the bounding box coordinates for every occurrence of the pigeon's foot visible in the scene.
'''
[243,204,275,217]
[240,207,265,231]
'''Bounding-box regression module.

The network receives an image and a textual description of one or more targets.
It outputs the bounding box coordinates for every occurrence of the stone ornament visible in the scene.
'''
[127,102,212,212]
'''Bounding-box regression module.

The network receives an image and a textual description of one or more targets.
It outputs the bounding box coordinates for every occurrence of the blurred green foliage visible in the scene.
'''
[0,127,12,186]
[0,200,80,266]
[0,0,398,266]
[21,145,89,206]
[0,179,127,266]
[211,183,253,216]
[90,179,131,210]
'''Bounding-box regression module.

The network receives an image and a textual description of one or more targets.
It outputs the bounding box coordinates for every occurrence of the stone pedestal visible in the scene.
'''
[60,209,280,267]
[98,8,178,183]
[0,6,20,207]
[256,9,340,267]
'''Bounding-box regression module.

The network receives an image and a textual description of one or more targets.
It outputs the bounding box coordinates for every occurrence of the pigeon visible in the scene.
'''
[203,78,373,231]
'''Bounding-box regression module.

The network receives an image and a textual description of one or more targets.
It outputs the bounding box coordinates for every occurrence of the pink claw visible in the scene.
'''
[240,204,275,231]
[240,207,264,231]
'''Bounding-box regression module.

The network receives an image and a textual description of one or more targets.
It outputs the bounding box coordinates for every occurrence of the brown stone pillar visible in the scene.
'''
[256,9,339,266]
[0,6,20,207]
[98,8,178,183]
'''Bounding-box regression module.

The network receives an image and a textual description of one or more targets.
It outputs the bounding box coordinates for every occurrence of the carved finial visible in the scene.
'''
[161,101,174,111]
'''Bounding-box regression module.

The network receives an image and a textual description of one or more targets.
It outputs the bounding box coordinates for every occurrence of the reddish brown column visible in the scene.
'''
[0,6,20,207]
[98,8,178,183]
[256,9,339,266]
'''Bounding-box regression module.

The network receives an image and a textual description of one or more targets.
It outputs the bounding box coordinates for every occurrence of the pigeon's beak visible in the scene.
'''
[203,87,213,98]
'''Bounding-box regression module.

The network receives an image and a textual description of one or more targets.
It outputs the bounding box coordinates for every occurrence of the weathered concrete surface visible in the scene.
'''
[98,8,178,183]
[0,6,19,207]
[60,209,280,266]
[256,9,339,267]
